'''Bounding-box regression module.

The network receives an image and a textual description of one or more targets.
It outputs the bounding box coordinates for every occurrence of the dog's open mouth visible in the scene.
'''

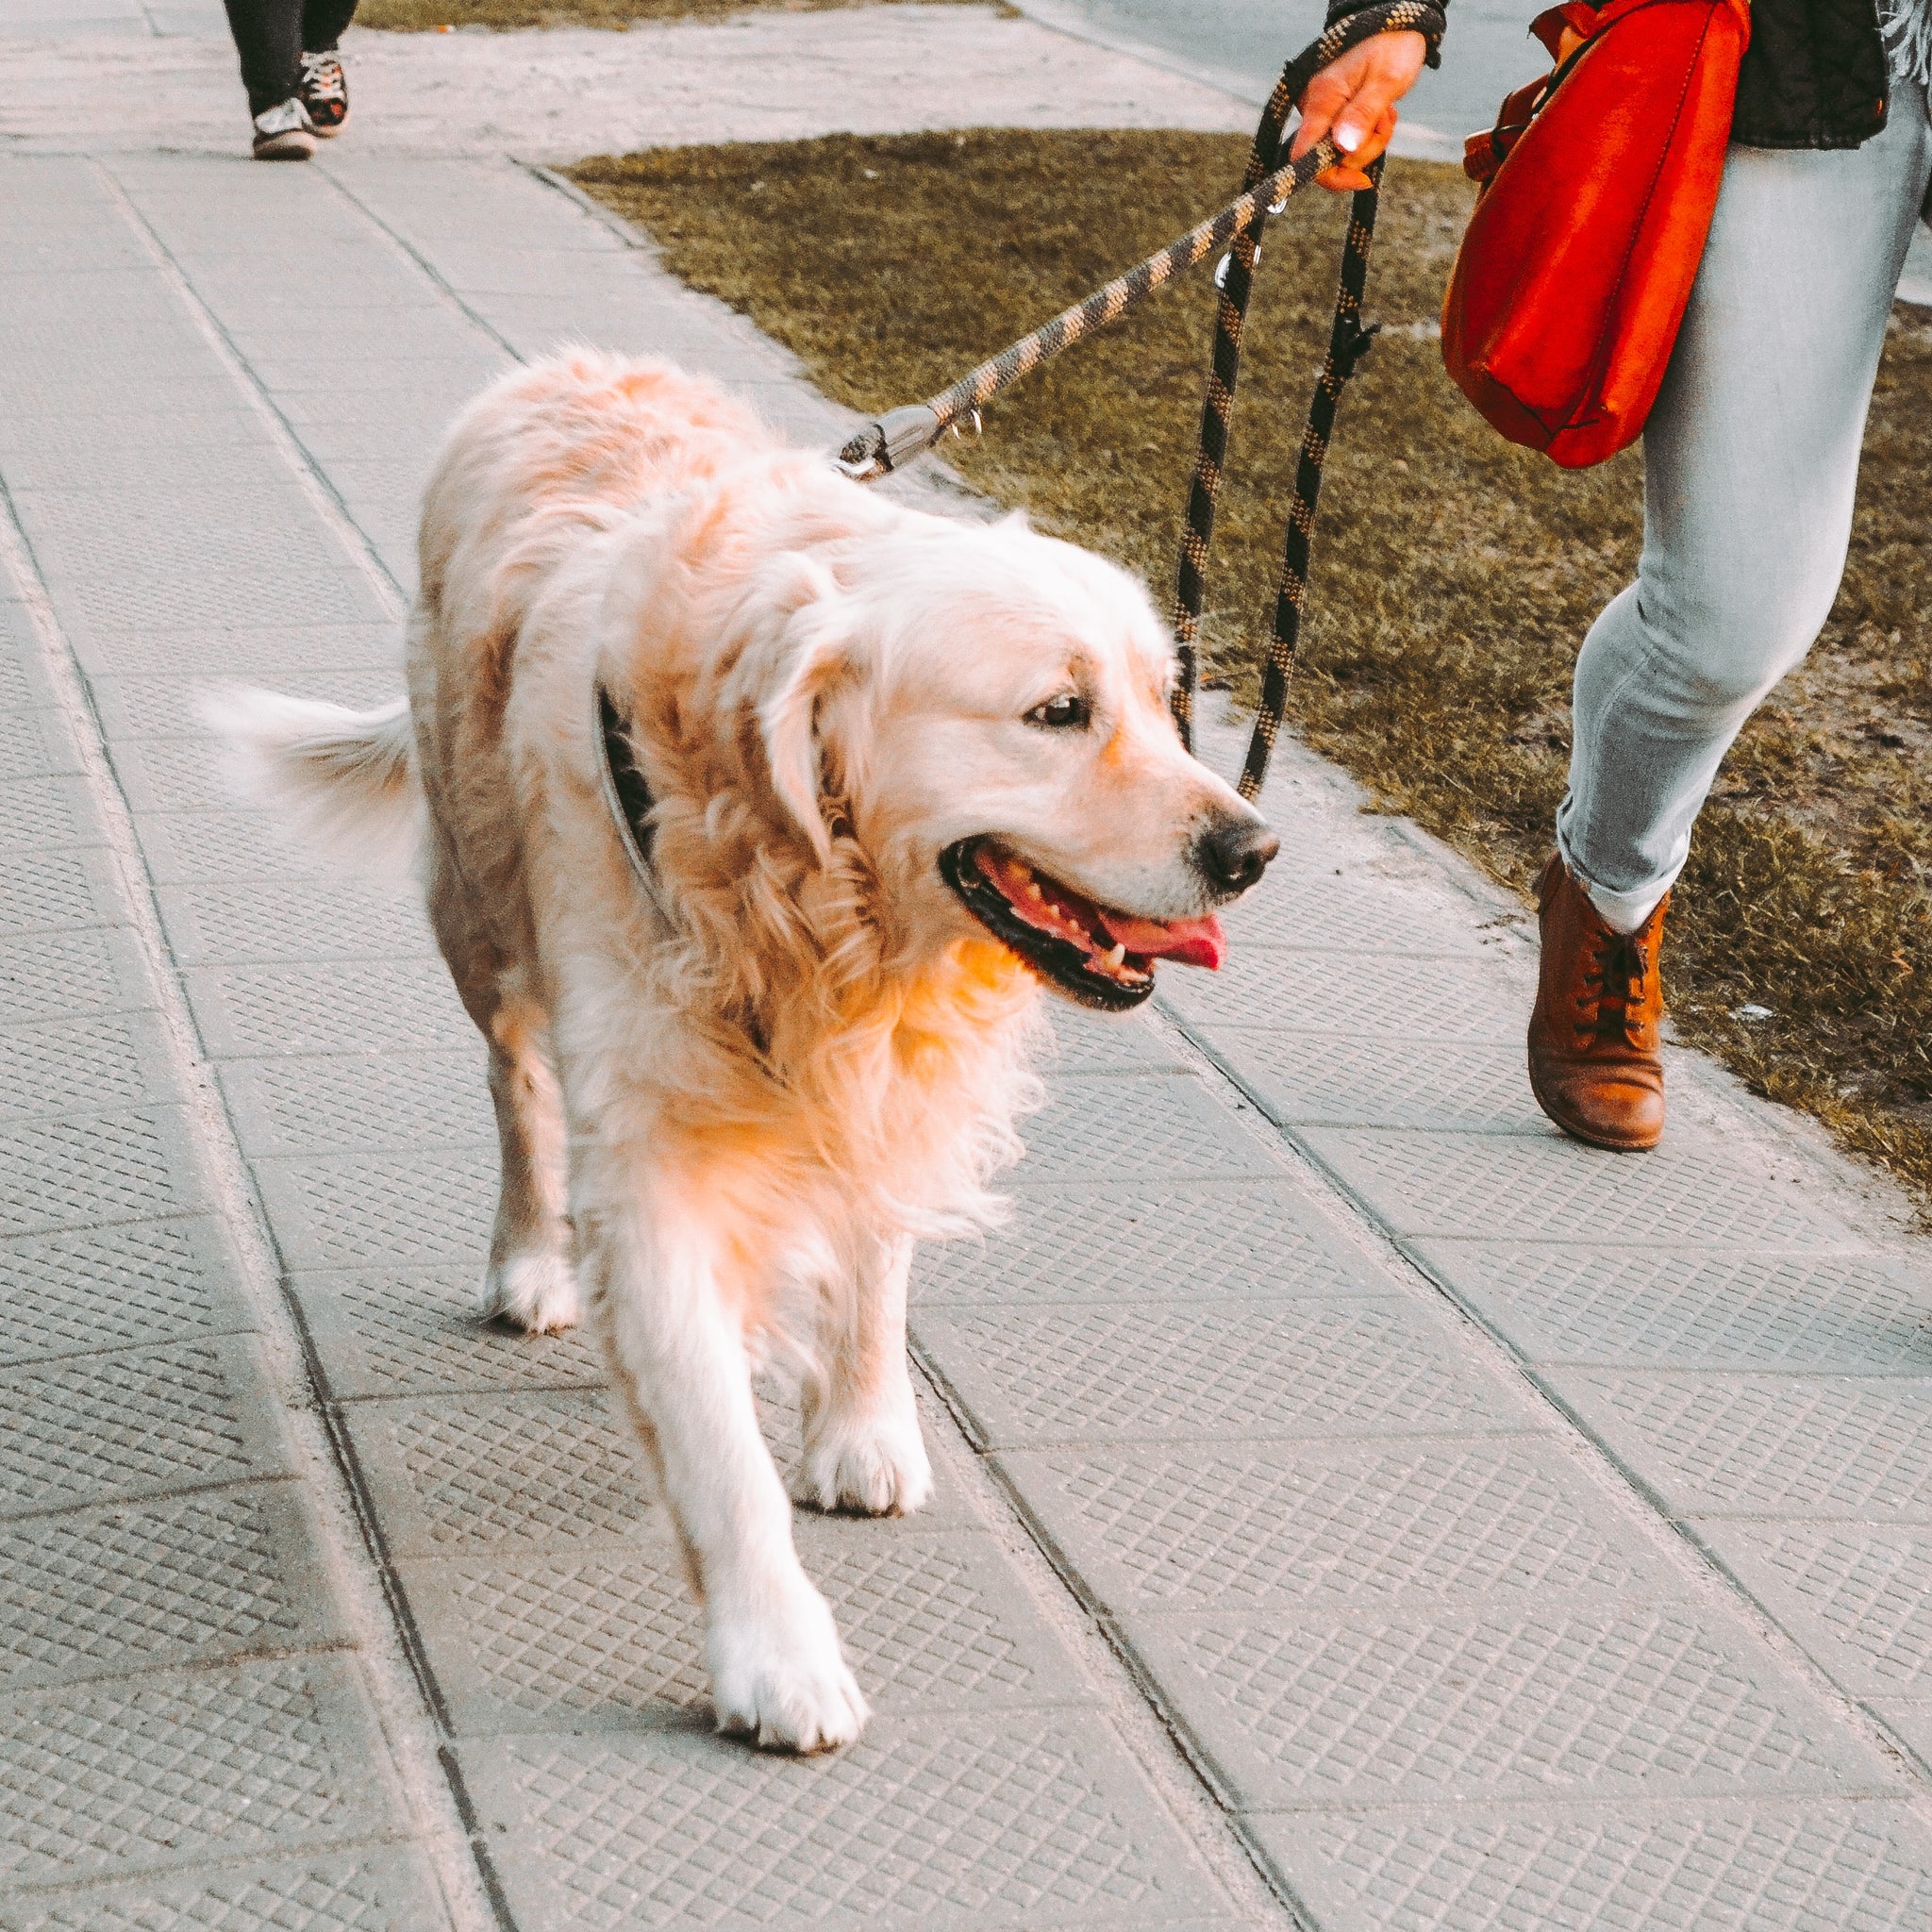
[940,839,1224,1011]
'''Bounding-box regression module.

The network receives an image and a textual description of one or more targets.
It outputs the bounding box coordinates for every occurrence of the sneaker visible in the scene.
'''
[298,50,349,136]
[251,96,317,160]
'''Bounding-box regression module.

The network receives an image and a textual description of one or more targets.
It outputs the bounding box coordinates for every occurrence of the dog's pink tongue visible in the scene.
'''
[1097,909,1226,971]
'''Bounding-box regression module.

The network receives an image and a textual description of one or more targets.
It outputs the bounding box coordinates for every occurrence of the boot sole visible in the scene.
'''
[1527,1062,1662,1154]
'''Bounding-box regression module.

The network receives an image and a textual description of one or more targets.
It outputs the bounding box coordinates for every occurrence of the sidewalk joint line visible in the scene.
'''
[906,1342,1310,1926]
[89,156,411,622]
[317,161,529,367]
[1156,991,1932,1812]
[905,1341,1321,1927]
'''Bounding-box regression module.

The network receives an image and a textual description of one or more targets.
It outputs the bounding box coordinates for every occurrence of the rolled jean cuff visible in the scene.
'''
[1554,824,1676,935]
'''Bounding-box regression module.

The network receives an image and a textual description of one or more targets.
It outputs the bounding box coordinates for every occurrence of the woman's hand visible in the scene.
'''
[1290,29,1430,191]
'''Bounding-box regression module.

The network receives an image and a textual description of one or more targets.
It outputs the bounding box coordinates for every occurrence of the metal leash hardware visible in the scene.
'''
[832,0,1443,488]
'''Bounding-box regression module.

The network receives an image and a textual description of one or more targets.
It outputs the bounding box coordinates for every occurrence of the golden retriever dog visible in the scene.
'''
[211,353,1276,1752]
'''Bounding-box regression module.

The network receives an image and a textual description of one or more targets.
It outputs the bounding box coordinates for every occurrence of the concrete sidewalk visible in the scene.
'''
[0,3,1254,160]
[7,41,1932,1932]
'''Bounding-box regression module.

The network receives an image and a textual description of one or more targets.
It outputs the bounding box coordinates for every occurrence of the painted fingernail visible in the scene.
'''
[1336,125,1361,151]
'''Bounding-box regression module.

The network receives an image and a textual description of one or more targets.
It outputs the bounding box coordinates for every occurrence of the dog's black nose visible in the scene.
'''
[1196,815,1280,894]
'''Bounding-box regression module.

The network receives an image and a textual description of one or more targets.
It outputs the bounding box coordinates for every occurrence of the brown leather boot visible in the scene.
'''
[1527,854,1668,1151]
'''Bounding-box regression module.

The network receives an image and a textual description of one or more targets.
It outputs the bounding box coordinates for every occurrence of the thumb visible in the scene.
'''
[1290,71,1351,158]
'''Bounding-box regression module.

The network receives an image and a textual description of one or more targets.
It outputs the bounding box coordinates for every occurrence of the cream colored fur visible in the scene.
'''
[201,688,420,872]
[214,353,1265,1753]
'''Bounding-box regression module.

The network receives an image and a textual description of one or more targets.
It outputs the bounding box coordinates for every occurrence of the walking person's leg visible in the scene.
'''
[1529,80,1932,1149]
[297,0,359,137]
[223,0,318,157]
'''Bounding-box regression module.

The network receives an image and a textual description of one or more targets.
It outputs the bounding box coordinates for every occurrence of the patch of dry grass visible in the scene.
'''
[358,0,987,30]
[574,130,1932,1196]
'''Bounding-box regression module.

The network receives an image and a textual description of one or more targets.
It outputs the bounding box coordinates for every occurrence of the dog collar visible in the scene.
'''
[594,682,675,930]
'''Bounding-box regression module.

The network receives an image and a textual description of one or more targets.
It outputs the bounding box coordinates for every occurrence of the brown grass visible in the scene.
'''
[573,130,1932,1198]
[358,0,989,30]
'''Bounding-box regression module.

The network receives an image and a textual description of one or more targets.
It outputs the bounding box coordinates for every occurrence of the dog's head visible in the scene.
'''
[740,508,1278,1011]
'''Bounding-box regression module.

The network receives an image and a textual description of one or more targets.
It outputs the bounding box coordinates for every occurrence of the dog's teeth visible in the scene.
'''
[1025,882,1044,901]
[1101,943,1126,969]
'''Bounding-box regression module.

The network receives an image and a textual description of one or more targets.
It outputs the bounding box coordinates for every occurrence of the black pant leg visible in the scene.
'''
[301,0,359,52]
[223,0,304,115]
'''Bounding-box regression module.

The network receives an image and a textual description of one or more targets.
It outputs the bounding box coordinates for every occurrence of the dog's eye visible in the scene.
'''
[1025,692,1091,730]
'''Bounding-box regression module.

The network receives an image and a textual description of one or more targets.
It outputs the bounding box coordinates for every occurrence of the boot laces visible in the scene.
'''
[1579,927,1648,1044]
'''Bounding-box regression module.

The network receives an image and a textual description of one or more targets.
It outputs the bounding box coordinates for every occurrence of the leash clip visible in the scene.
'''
[1213,245,1260,291]
[833,402,945,482]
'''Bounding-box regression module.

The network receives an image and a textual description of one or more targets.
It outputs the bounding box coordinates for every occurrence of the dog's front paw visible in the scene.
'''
[481,1251,580,1334]
[709,1591,869,1754]
[794,1407,933,1517]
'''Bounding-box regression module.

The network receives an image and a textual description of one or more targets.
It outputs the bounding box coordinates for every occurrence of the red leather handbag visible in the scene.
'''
[1440,0,1751,468]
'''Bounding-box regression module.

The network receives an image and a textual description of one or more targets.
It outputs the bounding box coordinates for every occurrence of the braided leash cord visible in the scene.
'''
[1233,160,1384,799]
[832,141,1346,478]
[836,0,1444,793]
[1173,0,1441,789]
[917,142,1334,432]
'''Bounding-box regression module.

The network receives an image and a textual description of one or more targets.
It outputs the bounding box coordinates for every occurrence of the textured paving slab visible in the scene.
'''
[465,1714,1233,1932]
[1127,1593,1898,1807]
[1407,1242,1932,1370]
[1246,1796,1932,1932]
[0,1657,408,1892]
[0,282,458,1918]
[8,132,1932,1932]
[922,1294,1537,1447]
[995,1436,1677,1619]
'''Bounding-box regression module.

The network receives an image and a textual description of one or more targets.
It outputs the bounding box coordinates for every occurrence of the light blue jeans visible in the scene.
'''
[1556,79,1932,930]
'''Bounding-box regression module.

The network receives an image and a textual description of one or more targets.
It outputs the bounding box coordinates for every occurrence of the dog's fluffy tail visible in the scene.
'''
[201,687,424,873]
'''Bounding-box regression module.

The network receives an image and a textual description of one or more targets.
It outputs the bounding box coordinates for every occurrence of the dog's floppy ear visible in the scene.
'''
[756,554,849,867]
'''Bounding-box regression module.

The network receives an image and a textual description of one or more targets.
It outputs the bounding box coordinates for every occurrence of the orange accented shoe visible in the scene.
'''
[1526,853,1668,1151]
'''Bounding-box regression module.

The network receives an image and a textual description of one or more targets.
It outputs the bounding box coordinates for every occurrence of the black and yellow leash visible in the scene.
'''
[835,0,1445,802]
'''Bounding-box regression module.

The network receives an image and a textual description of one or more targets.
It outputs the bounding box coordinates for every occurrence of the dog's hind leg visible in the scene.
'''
[419,824,578,1336]
[580,1172,869,1754]
[480,1005,578,1334]
[794,1234,931,1517]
